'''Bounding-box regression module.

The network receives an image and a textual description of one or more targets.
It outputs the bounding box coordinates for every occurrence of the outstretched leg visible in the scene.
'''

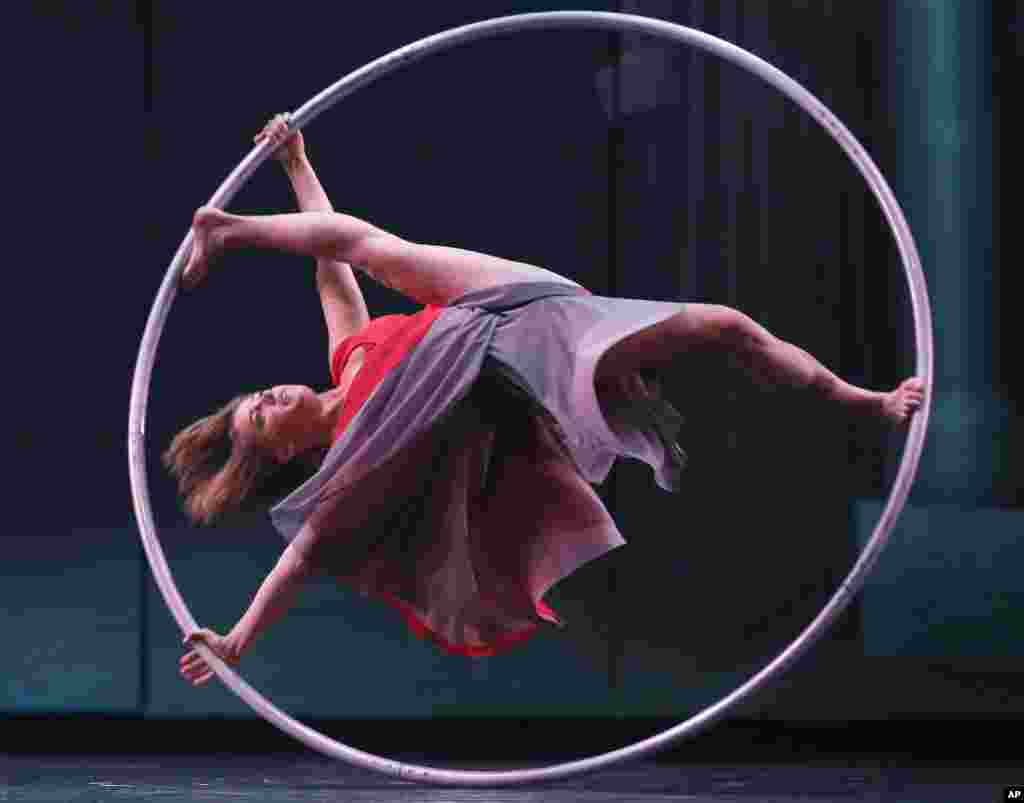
[595,304,924,426]
[182,207,579,305]
[181,207,382,290]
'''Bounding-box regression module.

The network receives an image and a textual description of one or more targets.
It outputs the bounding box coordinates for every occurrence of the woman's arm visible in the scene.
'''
[179,543,312,687]
[225,542,313,657]
[259,115,370,353]
[263,118,332,214]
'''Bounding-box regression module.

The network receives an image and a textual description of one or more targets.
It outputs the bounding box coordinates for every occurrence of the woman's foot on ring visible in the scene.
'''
[880,377,926,427]
[181,206,232,290]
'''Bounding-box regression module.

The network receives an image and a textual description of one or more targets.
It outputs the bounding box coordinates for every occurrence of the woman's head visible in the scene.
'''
[163,385,327,526]
[231,385,324,462]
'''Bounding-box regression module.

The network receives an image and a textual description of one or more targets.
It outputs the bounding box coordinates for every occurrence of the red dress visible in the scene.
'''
[330,309,444,442]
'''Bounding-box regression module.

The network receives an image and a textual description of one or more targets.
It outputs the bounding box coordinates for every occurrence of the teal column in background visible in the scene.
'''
[889,1,1005,503]
[855,3,1020,662]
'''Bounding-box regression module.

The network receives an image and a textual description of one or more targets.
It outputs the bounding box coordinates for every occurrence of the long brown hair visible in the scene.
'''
[162,393,322,526]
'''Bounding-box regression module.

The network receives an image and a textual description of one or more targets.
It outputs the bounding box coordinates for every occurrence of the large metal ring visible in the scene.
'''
[129,10,933,787]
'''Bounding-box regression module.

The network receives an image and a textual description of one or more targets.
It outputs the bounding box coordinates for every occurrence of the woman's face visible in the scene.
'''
[232,384,318,461]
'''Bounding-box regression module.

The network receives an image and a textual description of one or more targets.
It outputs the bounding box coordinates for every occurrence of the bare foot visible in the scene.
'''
[880,377,926,427]
[181,206,232,290]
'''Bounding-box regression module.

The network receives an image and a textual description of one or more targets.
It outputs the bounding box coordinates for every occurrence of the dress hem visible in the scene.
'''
[374,590,562,658]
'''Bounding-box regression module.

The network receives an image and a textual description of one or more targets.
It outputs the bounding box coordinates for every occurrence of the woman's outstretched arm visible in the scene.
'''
[179,544,312,687]
[226,542,313,657]
[258,115,369,353]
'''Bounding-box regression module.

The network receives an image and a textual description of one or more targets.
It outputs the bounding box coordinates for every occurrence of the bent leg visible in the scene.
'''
[595,304,886,416]
[726,312,884,413]
[594,304,733,383]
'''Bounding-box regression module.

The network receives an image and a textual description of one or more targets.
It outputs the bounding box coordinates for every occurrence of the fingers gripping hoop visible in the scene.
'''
[129,11,933,787]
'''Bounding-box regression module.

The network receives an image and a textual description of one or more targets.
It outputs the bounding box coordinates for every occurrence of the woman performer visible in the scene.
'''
[175,115,924,686]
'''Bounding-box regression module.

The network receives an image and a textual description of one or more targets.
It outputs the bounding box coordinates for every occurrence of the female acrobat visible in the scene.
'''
[174,115,923,684]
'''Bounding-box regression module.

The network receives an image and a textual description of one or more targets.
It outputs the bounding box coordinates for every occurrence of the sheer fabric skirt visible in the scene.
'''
[271,278,688,656]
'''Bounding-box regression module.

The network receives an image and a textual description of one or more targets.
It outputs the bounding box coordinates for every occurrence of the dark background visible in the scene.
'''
[4,1,1017,758]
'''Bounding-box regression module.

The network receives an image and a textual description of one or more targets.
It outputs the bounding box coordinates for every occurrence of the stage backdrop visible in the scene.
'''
[5,1,1017,726]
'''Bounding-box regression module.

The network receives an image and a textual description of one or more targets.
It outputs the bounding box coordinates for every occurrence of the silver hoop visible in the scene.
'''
[129,11,933,787]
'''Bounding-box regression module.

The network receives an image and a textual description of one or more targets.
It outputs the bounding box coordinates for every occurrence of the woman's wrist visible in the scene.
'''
[282,152,310,175]
[281,155,334,214]
[223,628,247,662]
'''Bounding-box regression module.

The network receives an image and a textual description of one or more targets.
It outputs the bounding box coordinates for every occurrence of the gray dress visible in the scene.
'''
[270,280,687,656]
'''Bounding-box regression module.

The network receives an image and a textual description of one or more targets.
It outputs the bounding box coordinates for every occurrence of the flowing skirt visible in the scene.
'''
[270,280,687,656]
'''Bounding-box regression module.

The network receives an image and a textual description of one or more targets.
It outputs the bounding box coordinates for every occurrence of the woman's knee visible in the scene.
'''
[595,303,760,385]
[680,304,745,347]
[699,304,764,350]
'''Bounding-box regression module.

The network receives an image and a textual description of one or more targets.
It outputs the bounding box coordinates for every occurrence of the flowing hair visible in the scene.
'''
[162,393,323,526]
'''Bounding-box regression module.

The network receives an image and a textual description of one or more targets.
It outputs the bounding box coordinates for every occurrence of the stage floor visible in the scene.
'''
[1,754,1012,801]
